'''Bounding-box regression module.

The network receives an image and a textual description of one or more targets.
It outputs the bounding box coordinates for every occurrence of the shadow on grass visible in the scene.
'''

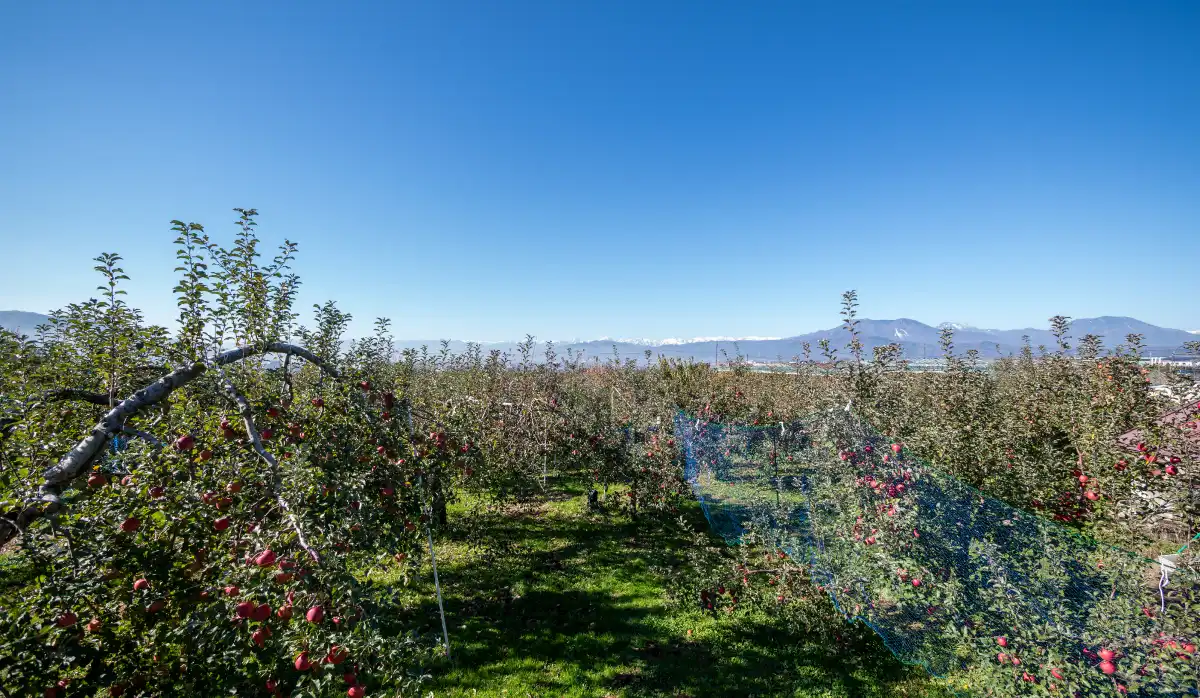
[368,486,945,697]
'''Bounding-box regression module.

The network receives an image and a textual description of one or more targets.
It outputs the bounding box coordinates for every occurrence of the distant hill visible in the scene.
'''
[3,310,1195,362]
[0,311,50,335]
[390,317,1199,364]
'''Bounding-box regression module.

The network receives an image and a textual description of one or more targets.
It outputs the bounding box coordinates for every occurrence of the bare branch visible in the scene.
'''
[42,361,209,487]
[0,388,124,435]
[36,389,112,407]
[214,363,321,563]
[120,426,165,448]
[0,342,338,548]
[215,342,339,378]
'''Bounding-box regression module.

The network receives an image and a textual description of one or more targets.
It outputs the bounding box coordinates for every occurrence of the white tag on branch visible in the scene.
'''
[1158,554,1179,583]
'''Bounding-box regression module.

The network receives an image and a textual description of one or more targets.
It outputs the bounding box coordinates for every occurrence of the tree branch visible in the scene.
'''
[0,342,338,548]
[37,389,112,407]
[0,389,123,435]
[214,363,321,563]
[120,426,165,448]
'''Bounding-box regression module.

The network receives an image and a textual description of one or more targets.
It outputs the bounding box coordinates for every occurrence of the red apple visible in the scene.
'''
[326,644,349,664]
[86,617,102,632]
[252,628,268,647]
[251,550,276,569]
[198,449,213,461]
[149,486,165,498]
[311,397,324,408]
[251,603,271,622]
[1099,660,1116,674]
[347,687,365,698]
[359,381,370,391]
[260,429,273,440]
[997,637,1007,647]
[277,604,293,620]
[133,578,149,591]
[88,473,107,488]
[307,605,324,623]
[227,481,243,493]
[267,407,279,418]
[224,585,240,597]
[146,599,166,613]
[295,652,312,671]
[891,443,902,454]
[120,517,140,533]
[174,434,195,451]
[55,612,77,628]
[1099,648,1115,661]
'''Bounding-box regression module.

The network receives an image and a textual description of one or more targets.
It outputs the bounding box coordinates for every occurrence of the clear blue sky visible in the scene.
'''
[2,1,1198,340]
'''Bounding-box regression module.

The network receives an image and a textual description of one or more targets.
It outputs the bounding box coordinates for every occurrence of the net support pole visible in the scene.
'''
[405,399,451,659]
[426,514,451,658]
[773,427,781,513]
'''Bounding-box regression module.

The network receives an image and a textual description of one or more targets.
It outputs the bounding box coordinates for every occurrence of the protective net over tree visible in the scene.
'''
[675,410,1199,697]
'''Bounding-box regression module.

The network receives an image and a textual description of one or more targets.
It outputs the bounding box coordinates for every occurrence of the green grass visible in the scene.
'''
[362,479,953,697]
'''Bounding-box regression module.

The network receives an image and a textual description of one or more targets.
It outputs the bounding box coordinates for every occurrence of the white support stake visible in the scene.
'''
[407,399,451,658]
[427,515,451,658]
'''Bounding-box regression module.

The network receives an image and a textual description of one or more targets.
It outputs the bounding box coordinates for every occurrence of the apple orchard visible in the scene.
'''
[1,210,1196,697]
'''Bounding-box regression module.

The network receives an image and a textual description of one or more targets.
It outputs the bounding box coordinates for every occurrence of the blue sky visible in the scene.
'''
[2,1,1198,340]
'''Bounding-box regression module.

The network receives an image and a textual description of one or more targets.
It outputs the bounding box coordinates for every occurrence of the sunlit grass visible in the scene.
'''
[361,478,952,697]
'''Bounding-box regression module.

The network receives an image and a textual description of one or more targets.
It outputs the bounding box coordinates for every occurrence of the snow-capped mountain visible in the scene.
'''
[935,322,996,334]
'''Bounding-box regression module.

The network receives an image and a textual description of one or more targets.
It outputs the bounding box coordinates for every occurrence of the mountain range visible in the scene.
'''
[3,310,1196,363]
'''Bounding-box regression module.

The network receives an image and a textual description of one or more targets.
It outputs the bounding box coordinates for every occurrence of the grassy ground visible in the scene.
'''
[362,478,953,698]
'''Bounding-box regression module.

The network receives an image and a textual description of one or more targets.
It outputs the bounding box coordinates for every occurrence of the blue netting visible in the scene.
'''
[676,409,1199,697]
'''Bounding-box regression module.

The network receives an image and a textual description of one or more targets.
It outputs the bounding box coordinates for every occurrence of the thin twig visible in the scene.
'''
[120,426,165,448]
